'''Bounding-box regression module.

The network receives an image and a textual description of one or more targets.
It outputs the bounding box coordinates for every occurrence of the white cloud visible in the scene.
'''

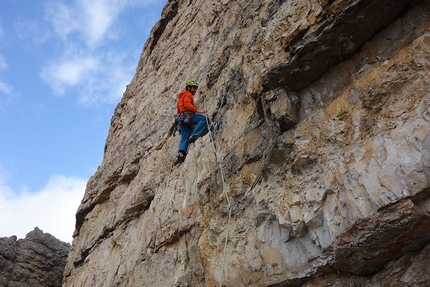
[41,0,160,106]
[0,54,6,71]
[13,17,50,45]
[76,51,135,105]
[0,55,14,109]
[80,0,126,47]
[45,0,149,48]
[0,81,13,95]
[45,2,80,42]
[40,50,133,105]
[41,54,99,95]
[0,55,13,96]
[0,174,86,243]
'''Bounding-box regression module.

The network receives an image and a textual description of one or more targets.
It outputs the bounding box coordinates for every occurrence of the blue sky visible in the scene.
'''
[0,0,166,242]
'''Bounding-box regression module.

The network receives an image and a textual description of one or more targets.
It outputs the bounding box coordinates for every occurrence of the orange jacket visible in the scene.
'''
[176,90,197,114]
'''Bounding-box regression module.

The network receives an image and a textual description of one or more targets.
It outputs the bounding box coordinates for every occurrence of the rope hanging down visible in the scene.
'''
[228,135,279,211]
[203,93,279,287]
[204,115,231,287]
[206,116,280,286]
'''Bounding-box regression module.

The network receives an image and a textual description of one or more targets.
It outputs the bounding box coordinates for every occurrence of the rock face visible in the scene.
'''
[64,0,430,286]
[0,227,70,287]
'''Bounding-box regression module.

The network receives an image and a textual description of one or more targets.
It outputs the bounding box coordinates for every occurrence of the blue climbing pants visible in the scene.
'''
[178,113,207,153]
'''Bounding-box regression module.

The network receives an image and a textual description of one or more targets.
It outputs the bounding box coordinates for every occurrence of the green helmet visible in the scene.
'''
[185,79,198,87]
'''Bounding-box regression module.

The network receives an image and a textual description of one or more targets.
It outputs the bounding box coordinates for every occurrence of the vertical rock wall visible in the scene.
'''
[64,0,430,286]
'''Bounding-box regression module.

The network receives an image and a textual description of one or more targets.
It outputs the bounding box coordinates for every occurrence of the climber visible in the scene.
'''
[175,79,208,163]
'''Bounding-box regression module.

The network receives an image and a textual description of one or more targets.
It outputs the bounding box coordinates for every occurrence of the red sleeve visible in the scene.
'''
[182,93,198,113]
[177,91,197,113]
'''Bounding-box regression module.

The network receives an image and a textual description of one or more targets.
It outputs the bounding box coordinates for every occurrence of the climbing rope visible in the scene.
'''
[203,95,233,287]
[204,107,280,286]
[228,135,279,211]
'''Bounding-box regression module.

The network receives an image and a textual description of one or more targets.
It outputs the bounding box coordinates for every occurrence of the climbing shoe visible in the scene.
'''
[175,152,186,165]
[188,136,198,144]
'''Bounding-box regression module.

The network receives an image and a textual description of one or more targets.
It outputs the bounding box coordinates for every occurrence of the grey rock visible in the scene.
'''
[0,227,70,287]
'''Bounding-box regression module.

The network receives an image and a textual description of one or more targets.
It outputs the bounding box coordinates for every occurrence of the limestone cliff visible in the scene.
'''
[64,0,430,286]
[0,227,70,287]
